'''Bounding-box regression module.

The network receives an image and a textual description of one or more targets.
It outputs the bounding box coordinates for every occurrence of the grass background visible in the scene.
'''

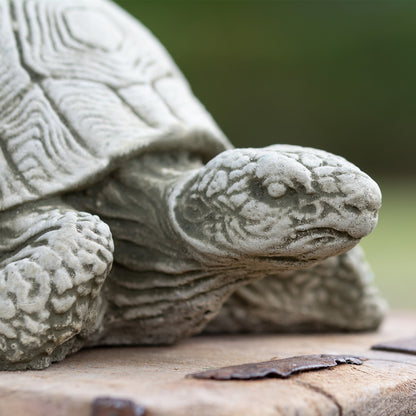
[114,1,415,308]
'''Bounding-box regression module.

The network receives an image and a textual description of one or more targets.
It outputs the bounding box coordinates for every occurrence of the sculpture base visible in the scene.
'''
[2,311,415,416]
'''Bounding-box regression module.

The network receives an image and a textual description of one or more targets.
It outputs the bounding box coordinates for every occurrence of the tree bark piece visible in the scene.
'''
[188,354,365,380]
[372,335,416,355]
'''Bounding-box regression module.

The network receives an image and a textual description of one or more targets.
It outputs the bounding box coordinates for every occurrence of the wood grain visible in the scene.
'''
[0,311,415,416]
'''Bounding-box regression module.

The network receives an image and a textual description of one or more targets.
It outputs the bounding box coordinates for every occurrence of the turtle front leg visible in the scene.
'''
[205,246,387,334]
[0,200,113,370]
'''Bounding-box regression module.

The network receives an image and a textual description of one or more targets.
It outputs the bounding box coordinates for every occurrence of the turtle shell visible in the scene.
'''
[0,0,231,211]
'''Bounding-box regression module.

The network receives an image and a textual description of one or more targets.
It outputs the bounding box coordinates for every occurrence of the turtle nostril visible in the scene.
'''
[366,188,382,211]
[354,187,382,213]
[341,174,382,214]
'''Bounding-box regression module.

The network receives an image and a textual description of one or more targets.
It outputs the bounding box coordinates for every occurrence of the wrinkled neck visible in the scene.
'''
[65,151,207,273]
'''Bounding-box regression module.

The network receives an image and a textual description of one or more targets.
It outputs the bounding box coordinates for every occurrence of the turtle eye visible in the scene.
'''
[265,182,287,198]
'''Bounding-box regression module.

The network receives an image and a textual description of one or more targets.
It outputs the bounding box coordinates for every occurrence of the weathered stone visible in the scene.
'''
[0,0,384,370]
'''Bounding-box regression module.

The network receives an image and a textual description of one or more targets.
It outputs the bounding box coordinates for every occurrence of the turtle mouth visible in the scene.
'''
[249,227,358,267]
[288,227,359,256]
[291,227,356,243]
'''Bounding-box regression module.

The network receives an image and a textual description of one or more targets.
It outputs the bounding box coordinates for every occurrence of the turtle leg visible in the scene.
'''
[205,246,387,334]
[0,199,113,370]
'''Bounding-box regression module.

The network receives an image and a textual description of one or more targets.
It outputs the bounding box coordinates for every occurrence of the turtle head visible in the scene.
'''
[169,145,381,271]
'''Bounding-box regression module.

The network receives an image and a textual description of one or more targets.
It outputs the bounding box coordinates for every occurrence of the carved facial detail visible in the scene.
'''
[171,145,381,268]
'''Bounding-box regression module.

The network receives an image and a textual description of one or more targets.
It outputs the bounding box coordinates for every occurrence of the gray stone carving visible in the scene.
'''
[0,0,385,370]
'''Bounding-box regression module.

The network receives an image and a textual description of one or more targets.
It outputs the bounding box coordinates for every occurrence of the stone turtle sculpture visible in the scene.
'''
[0,0,385,370]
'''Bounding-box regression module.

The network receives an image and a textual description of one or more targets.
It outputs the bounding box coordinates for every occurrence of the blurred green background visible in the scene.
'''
[115,0,415,308]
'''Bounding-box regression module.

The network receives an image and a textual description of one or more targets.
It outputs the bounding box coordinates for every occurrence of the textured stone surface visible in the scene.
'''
[206,246,386,334]
[0,0,385,370]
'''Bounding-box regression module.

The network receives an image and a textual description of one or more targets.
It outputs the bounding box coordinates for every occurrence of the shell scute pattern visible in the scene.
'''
[13,0,173,84]
[64,8,124,52]
[0,0,229,211]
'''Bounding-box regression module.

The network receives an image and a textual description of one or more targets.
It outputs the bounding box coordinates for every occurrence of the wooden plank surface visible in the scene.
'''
[1,311,415,416]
